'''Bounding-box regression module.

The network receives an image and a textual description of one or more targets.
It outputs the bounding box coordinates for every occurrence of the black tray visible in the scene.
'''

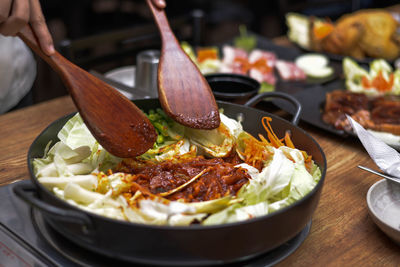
[272,79,348,137]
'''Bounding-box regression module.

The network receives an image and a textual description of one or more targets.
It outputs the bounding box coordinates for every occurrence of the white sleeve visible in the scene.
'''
[0,35,36,113]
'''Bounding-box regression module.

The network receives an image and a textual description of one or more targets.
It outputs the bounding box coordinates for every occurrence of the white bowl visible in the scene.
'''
[367,179,400,244]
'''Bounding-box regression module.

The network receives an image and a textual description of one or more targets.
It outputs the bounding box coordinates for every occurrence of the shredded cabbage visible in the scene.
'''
[33,112,321,226]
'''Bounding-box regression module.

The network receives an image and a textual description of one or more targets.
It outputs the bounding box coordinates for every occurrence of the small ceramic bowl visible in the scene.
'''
[205,73,260,100]
[367,179,400,244]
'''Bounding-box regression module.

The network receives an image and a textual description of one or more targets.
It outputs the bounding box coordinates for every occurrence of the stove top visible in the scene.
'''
[0,182,311,266]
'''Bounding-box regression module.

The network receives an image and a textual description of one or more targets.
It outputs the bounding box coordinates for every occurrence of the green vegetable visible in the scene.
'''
[258,82,275,93]
[343,57,400,96]
[234,25,256,52]
[180,41,197,64]
[343,57,369,94]
[198,59,221,74]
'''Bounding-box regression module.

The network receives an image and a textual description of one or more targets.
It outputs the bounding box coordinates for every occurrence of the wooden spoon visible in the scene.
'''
[18,26,157,158]
[146,0,220,129]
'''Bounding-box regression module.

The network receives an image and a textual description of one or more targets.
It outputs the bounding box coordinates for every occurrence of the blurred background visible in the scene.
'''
[29,0,399,105]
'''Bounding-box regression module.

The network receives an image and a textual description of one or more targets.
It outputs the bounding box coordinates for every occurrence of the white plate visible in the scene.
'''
[367,179,400,244]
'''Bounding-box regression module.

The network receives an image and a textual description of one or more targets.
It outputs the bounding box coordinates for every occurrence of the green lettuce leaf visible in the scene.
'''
[181,41,198,65]
[343,57,369,94]
[344,57,400,96]
[234,25,256,52]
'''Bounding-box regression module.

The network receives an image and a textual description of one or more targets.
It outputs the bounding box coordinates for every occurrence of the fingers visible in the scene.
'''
[29,0,54,55]
[0,0,30,36]
[0,0,54,56]
[152,0,166,9]
[0,0,12,24]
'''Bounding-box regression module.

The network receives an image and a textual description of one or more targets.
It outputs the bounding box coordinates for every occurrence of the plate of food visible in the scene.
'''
[181,26,338,96]
[286,9,400,63]
[274,57,400,149]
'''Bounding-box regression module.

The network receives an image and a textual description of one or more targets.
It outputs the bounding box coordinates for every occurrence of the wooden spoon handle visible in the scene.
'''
[146,0,177,49]
[17,25,89,108]
[17,26,73,77]
[146,0,220,129]
[18,25,157,158]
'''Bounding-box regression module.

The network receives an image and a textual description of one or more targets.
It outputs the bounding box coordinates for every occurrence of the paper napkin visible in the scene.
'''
[346,115,400,178]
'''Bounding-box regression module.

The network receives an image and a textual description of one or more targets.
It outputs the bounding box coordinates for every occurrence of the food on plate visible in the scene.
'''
[295,53,333,79]
[181,25,309,90]
[182,42,307,91]
[323,57,400,142]
[275,60,306,81]
[224,46,277,84]
[33,110,321,226]
[323,90,400,135]
[343,57,400,96]
[286,9,400,60]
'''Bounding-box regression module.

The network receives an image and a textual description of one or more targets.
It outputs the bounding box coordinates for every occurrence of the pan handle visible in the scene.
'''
[244,92,302,125]
[11,180,95,235]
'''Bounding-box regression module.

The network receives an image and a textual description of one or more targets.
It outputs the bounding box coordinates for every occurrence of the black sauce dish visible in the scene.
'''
[205,73,260,100]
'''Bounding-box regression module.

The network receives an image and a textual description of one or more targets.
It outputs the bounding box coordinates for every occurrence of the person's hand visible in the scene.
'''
[0,0,55,56]
[152,0,166,9]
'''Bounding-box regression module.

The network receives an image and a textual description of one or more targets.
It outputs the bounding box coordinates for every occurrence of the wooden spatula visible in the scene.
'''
[18,26,157,158]
[146,0,220,129]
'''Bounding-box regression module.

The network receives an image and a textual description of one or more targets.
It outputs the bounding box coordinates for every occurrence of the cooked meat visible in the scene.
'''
[371,96,400,124]
[369,96,400,135]
[323,90,400,135]
[322,90,369,130]
[311,9,400,60]
[324,90,369,113]
[115,154,250,203]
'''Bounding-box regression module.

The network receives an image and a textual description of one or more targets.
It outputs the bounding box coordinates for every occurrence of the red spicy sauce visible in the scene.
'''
[115,153,250,203]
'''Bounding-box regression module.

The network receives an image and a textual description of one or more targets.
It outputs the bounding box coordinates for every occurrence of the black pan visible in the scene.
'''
[12,92,326,266]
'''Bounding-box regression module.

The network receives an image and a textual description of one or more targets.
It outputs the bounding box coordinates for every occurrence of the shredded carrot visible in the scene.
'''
[240,116,314,171]
[197,48,219,63]
[262,117,284,148]
[362,71,394,92]
[233,57,273,74]
[240,135,271,170]
[261,117,314,167]
[284,130,295,148]
[258,134,270,145]
[251,58,272,73]
[362,76,371,88]
[372,71,394,92]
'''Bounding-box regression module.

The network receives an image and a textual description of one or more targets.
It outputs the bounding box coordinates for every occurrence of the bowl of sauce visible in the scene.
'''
[205,73,260,100]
